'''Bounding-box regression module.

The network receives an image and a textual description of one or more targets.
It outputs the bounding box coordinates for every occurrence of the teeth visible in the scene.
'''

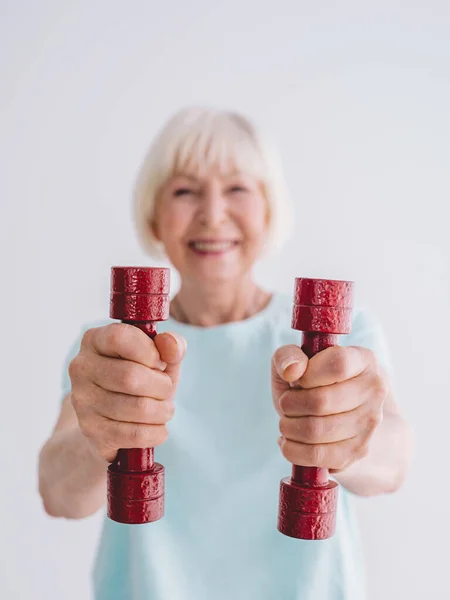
[192,241,235,251]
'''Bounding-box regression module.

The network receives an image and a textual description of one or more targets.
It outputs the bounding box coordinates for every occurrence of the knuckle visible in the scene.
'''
[107,323,130,350]
[129,424,148,447]
[312,388,330,415]
[134,395,151,417]
[122,364,142,395]
[68,355,84,381]
[309,444,326,467]
[80,328,94,349]
[303,417,322,443]
[329,347,350,377]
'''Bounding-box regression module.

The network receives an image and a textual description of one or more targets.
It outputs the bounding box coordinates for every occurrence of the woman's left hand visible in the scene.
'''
[271,345,389,472]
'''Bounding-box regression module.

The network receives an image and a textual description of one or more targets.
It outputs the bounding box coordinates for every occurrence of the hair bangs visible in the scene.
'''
[160,112,267,184]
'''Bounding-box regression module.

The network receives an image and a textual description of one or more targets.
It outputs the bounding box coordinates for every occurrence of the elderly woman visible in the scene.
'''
[38,107,412,600]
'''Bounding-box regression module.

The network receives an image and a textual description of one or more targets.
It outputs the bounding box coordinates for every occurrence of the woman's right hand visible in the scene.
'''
[68,323,187,463]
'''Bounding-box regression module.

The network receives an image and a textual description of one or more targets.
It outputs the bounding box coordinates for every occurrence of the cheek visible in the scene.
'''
[158,204,192,242]
[237,197,269,241]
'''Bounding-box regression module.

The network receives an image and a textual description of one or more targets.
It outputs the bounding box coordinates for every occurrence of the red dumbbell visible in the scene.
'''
[107,266,170,524]
[278,277,354,540]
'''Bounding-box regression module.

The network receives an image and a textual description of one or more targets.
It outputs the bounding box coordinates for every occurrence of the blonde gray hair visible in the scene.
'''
[133,106,293,259]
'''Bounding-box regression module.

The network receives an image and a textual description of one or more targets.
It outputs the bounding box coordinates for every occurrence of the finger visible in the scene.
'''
[85,323,167,370]
[98,418,169,450]
[329,424,375,473]
[272,344,308,390]
[279,371,373,417]
[279,401,373,445]
[153,332,187,388]
[84,354,173,397]
[298,346,376,389]
[278,434,368,471]
[154,332,187,364]
[89,385,175,424]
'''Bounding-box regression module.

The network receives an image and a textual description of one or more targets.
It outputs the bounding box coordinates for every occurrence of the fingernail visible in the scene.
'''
[277,435,284,447]
[281,358,299,372]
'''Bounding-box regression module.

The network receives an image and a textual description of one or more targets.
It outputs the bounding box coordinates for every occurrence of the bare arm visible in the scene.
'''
[333,387,413,496]
[38,393,108,519]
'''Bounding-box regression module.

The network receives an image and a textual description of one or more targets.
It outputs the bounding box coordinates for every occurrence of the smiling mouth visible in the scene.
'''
[188,240,239,254]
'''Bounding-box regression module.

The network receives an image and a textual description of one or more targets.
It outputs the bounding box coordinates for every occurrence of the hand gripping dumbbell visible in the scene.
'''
[107,266,170,524]
[278,277,354,540]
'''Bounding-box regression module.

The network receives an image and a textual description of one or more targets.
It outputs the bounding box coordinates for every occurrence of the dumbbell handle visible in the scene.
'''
[291,332,338,488]
[113,321,158,473]
[107,317,165,524]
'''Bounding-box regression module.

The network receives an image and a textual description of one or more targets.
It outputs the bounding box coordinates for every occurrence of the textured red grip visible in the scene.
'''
[107,266,170,524]
[278,277,354,540]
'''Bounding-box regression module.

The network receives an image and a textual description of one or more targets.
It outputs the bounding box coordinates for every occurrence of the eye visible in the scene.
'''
[173,187,193,197]
[228,185,247,194]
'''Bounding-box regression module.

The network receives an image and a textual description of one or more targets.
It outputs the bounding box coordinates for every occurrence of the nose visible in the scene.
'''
[198,181,227,227]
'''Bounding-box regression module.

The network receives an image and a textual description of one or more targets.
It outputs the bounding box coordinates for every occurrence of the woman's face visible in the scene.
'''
[152,170,269,285]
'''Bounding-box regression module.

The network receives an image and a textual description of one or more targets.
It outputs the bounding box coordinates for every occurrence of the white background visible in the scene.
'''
[1,1,449,599]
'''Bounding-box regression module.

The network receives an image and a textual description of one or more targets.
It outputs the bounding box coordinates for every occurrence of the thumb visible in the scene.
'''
[271,344,308,414]
[153,332,187,388]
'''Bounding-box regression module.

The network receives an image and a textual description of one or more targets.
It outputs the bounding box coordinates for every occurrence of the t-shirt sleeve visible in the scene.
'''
[341,306,393,374]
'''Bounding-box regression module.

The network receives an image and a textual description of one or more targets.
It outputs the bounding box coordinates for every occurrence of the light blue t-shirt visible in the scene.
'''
[61,292,391,600]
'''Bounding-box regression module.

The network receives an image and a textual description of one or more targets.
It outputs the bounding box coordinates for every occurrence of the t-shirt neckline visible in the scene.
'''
[164,291,283,333]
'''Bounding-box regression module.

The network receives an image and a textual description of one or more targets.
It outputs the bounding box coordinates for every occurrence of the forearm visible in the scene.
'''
[334,411,413,497]
[38,425,108,519]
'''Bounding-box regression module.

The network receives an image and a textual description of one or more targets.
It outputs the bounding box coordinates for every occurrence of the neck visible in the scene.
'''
[171,276,272,327]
